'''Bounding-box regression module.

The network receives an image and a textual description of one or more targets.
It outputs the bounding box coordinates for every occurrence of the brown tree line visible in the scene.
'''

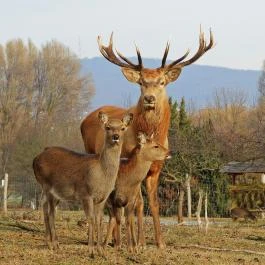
[0,39,94,206]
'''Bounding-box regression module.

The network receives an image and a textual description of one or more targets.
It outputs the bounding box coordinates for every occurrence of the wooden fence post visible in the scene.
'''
[3,173,8,215]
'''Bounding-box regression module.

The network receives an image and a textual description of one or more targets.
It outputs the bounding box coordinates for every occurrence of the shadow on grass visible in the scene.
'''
[245,235,265,242]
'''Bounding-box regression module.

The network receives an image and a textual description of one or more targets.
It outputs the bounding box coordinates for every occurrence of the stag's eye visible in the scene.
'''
[121,127,125,131]
[160,81,165,86]
[154,145,159,148]
[106,126,111,131]
[139,81,143,86]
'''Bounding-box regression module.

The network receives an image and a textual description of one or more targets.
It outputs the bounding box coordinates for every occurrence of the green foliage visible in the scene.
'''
[161,97,230,217]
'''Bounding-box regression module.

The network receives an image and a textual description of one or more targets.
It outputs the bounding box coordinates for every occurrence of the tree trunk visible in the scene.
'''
[205,192,209,234]
[3,173,8,215]
[178,187,185,223]
[186,174,192,220]
[196,189,203,230]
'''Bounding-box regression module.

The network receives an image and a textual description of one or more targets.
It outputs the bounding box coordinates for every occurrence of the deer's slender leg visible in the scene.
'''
[135,188,145,248]
[83,198,95,258]
[104,215,116,247]
[42,193,52,249]
[94,203,105,256]
[47,194,59,250]
[125,203,137,252]
[114,208,122,250]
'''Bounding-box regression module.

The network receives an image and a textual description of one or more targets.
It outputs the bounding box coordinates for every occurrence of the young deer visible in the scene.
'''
[33,112,133,256]
[104,132,170,252]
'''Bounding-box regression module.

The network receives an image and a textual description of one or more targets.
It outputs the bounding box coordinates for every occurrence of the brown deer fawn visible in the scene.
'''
[33,112,133,256]
[81,29,214,248]
[104,132,170,252]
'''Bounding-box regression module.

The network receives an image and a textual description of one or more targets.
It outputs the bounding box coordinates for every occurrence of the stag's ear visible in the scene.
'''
[137,131,147,145]
[98,111,109,124]
[165,67,182,84]
[121,67,141,83]
[122,113,133,127]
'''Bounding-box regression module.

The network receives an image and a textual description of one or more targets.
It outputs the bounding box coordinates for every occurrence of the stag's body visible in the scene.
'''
[33,112,133,256]
[81,30,214,248]
[104,133,169,251]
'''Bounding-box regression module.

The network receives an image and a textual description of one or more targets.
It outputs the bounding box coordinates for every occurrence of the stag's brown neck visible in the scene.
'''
[133,98,170,144]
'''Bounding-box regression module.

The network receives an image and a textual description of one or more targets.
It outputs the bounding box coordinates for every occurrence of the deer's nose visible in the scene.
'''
[144,95,156,103]
[166,151,172,160]
[112,134,120,141]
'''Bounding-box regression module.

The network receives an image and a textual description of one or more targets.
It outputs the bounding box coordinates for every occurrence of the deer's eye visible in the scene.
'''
[154,145,159,148]
[106,126,111,131]
[121,127,125,131]
[139,81,143,86]
[160,81,165,86]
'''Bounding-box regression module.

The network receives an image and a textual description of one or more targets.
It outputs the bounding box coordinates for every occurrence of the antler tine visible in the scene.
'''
[97,33,143,69]
[205,28,214,52]
[167,49,190,68]
[135,45,143,69]
[161,41,170,68]
[178,29,214,67]
[115,49,138,67]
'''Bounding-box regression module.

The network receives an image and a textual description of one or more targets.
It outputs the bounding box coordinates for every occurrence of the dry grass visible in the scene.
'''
[1,210,265,265]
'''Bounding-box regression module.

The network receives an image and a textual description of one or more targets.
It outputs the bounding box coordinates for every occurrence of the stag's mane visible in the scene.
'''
[133,98,171,144]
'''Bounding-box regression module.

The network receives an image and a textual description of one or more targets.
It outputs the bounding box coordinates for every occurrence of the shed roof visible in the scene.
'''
[221,160,265,174]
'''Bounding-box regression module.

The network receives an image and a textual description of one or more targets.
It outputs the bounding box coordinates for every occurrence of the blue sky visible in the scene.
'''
[0,0,264,70]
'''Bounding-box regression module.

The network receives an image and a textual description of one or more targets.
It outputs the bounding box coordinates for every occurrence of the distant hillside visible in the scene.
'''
[81,57,261,110]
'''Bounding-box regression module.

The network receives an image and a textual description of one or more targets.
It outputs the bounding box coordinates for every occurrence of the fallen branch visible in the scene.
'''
[0,218,42,233]
[179,244,265,256]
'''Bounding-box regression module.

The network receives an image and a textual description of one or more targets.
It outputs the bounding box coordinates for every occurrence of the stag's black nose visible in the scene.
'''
[112,134,120,141]
[144,95,156,103]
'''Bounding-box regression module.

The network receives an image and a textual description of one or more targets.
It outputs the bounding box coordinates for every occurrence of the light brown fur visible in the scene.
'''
[33,112,133,256]
[103,133,169,252]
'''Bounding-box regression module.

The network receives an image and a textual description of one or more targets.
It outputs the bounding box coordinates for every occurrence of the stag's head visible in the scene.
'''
[98,111,133,146]
[98,30,214,111]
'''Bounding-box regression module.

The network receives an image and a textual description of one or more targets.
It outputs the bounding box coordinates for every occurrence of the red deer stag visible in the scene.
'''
[81,29,214,248]
[33,112,133,257]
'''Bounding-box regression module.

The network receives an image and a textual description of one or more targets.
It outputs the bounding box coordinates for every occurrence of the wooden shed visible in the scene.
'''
[221,160,265,212]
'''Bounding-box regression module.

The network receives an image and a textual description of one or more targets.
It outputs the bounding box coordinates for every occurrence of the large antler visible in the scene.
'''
[97,33,143,70]
[161,28,214,69]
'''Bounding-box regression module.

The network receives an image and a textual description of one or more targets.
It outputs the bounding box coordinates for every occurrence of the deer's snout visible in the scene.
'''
[112,134,120,142]
[144,95,156,104]
[166,151,172,160]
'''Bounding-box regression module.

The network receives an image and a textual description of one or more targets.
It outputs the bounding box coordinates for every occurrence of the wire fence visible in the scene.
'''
[0,172,231,218]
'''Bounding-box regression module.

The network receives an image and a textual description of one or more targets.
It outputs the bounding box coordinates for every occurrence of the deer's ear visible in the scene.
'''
[98,111,108,124]
[121,67,141,83]
[122,113,133,127]
[137,131,147,145]
[165,67,182,84]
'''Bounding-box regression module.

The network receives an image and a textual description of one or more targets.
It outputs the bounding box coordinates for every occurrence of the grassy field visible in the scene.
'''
[1,210,265,265]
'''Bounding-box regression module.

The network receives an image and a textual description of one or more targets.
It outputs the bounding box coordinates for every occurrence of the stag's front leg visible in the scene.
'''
[146,169,165,249]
